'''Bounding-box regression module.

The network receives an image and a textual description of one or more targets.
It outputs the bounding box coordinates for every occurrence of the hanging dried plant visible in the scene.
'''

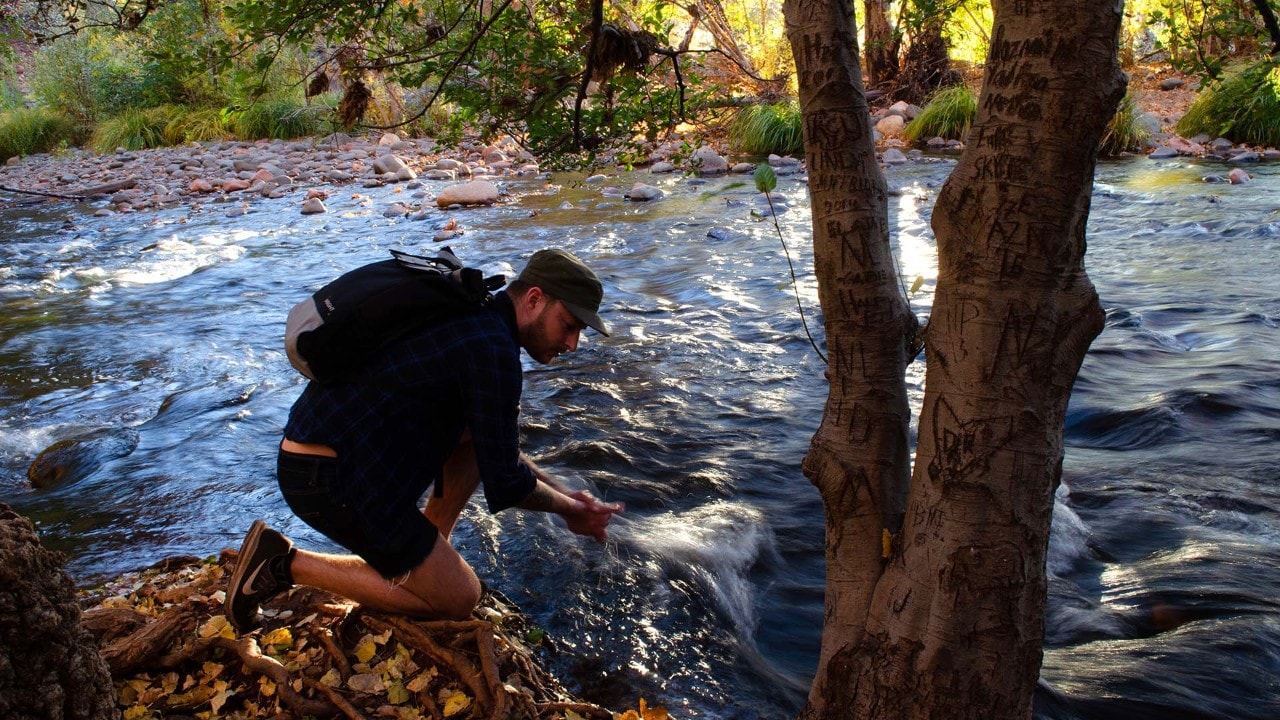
[306,72,330,98]
[337,79,371,130]
[590,24,658,82]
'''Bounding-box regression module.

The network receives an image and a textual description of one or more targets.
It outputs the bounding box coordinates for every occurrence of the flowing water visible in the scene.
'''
[1,155,1278,718]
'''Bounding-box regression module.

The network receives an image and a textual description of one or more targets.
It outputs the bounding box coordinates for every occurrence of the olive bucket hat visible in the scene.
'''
[517,248,609,336]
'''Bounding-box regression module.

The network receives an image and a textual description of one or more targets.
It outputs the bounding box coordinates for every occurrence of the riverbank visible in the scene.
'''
[77,552,625,720]
[3,65,1274,221]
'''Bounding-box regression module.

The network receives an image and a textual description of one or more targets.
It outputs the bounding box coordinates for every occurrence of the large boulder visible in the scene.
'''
[436,180,500,207]
[688,146,728,175]
[0,503,115,720]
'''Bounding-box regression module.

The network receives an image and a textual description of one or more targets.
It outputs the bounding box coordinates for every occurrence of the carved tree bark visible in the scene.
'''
[786,0,1125,716]
[783,0,916,691]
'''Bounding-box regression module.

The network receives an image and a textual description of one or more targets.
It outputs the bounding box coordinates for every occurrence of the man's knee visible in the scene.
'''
[410,542,481,620]
[440,575,482,620]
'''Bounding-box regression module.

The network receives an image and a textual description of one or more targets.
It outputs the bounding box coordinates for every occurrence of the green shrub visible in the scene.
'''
[0,107,80,160]
[393,91,458,139]
[29,33,149,122]
[903,85,978,145]
[88,106,180,153]
[1176,60,1280,147]
[227,97,330,140]
[728,102,804,157]
[1099,92,1149,156]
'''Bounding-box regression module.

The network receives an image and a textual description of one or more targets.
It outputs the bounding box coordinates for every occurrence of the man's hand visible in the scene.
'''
[561,490,624,542]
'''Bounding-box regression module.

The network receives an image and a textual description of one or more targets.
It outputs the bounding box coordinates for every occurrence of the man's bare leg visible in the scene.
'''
[425,436,482,540]
[290,537,481,620]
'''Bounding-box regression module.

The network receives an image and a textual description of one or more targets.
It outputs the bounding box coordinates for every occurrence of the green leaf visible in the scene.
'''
[754,164,778,194]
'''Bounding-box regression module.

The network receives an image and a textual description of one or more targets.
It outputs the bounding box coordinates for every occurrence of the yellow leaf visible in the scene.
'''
[201,661,224,681]
[565,711,587,720]
[640,698,669,720]
[319,668,343,688]
[123,705,150,720]
[372,628,393,645]
[198,615,229,639]
[355,637,378,664]
[619,712,640,720]
[881,528,893,559]
[259,676,278,697]
[262,627,293,650]
[387,680,410,705]
[442,690,471,717]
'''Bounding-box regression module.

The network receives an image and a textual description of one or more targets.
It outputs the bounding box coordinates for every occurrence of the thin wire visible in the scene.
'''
[764,192,828,364]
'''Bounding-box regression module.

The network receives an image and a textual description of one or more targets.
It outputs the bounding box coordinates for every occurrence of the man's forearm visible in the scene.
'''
[517,478,578,514]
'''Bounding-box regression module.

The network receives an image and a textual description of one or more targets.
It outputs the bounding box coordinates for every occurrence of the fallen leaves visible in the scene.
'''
[78,552,620,720]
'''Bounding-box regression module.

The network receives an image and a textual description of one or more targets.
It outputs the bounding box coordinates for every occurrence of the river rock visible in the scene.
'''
[300,197,327,214]
[1229,151,1260,163]
[882,148,909,165]
[221,178,251,192]
[689,146,728,175]
[886,100,921,119]
[1167,136,1206,155]
[424,169,456,180]
[627,183,663,201]
[769,155,804,175]
[1228,168,1251,184]
[436,159,464,170]
[876,115,906,136]
[1159,77,1185,90]
[1136,112,1163,137]
[372,155,415,181]
[1148,145,1179,159]
[731,162,755,173]
[651,161,676,174]
[383,202,414,217]
[435,180,499,207]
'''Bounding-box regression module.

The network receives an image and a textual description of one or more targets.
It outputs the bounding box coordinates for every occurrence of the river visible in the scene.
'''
[1,154,1277,718]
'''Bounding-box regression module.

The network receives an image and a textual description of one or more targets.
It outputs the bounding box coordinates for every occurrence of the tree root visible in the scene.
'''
[79,554,616,719]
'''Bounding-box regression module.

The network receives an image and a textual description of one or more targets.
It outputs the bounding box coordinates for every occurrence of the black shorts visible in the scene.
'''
[276,448,439,578]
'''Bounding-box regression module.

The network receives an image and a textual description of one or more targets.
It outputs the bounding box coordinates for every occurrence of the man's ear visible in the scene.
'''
[515,286,546,321]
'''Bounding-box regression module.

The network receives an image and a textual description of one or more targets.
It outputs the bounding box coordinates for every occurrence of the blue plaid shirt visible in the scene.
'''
[283,292,537,542]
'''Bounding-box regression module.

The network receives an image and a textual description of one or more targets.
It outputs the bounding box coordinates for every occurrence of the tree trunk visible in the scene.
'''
[864,0,900,90]
[788,0,1125,716]
[782,0,917,695]
[0,504,116,720]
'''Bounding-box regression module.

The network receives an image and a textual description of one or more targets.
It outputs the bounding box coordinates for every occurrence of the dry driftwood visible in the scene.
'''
[0,178,137,202]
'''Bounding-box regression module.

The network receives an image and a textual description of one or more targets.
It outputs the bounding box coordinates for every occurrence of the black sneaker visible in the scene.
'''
[225,520,295,630]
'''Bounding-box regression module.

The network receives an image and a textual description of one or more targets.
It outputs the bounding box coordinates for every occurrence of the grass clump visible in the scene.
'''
[0,107,80,161]
[88,106,179,153]
[227,97,331,140]
[728,101,804,157]
[903,85,977,145]
[162,107,233,144]
[1099,92,1149,156]
[1176,60,1280,147]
